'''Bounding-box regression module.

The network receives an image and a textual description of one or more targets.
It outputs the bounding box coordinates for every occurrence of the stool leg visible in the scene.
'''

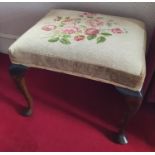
[116,96,142,144]
[115,87,143,144]
[9,64,33,116]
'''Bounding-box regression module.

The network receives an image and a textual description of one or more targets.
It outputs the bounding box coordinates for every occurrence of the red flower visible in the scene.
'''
[111,28,123,34]
[63,27,79,34]
[85,28,99,35]
[42,25,56,31]
[74,35,85,41]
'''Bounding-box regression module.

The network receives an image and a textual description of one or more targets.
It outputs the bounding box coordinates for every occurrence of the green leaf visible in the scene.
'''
[63,34,71,38]
[48,37,59,42]
[97,36,106,44]
[101,32,112,36]
[60,38,71,45]
[87,35,96,40]
[59,24,64,27]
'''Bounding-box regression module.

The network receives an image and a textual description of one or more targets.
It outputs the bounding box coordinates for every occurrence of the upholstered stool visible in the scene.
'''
[8,9,147,144]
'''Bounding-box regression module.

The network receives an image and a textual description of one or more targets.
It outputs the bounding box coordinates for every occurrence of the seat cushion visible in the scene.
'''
[9,9,147,91]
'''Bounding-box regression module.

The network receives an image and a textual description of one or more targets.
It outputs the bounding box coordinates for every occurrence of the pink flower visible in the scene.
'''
[111,28,123,34]
[63,27,79,34]
[85,28,99,35]
[83,12,96,18]
[74,35,85,41]
[42,24,56,31]
[87,19,104,27]
[95,19,104,26]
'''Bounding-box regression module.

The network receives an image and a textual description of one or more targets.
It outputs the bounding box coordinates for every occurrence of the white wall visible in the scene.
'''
[0,2,155,53]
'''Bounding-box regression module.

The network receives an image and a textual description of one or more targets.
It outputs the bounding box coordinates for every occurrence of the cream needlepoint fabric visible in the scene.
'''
[9,9,147,91]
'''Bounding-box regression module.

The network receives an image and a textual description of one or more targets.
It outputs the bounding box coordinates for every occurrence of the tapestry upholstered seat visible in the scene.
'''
[8,9,147,144]
[9,9,146,91]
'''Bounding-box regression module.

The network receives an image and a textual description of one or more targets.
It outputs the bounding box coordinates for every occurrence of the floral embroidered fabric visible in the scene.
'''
[41,12,128,45]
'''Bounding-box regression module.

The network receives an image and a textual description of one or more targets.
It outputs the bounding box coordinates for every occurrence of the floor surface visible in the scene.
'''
[0,53,155,152]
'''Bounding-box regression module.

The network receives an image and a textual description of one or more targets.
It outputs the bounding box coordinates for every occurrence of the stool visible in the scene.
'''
[8,9,147,144]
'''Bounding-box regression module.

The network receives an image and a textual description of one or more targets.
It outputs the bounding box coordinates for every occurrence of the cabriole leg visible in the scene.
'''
[9,64,33,116]
[115,87,143,144]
